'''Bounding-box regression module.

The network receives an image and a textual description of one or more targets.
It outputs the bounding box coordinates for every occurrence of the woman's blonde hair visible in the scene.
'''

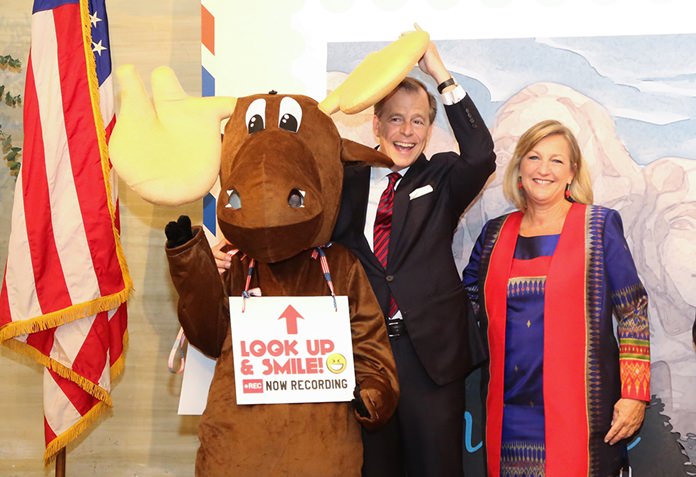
[503,119,593,210]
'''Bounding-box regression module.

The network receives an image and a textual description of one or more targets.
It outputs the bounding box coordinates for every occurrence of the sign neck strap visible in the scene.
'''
[238,246,338,312]
[311,245,337,311]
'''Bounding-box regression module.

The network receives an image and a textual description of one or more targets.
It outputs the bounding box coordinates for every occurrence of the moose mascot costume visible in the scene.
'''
[109,31,432,477]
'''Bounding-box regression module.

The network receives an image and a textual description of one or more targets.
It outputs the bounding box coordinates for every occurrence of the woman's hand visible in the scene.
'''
[604,398,646,445]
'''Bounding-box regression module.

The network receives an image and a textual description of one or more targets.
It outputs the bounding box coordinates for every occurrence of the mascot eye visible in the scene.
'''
[278,97,302,133]
[225,189,242,209]
[248,115,264,133]
[287,189,305,208]
[245,99,266,134]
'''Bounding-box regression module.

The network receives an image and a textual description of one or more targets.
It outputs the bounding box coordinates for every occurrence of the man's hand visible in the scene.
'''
[211,238,233,275]
[604,398,646,445]
[164,215,193,248]
[417,40,451,87]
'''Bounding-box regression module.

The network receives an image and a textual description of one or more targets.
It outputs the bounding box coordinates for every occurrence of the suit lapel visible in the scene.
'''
[345,165,384,271]
[388,155,427,268]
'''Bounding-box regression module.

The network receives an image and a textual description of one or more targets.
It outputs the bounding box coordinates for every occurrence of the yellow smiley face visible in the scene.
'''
[326,353,347,374]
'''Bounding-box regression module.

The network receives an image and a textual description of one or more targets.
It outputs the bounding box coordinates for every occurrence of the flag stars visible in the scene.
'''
[92,40,107,56]
[90,11,101,28]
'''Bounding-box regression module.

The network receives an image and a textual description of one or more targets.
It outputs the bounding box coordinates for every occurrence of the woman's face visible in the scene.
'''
[518,134,575,209]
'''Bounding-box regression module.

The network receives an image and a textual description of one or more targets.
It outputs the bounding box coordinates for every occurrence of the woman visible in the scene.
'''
[463,120,650,476]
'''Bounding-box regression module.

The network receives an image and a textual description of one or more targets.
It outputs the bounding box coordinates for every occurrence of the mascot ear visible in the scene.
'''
[340,138,393,168]
[110,65,236,206]
[319,29,429,115]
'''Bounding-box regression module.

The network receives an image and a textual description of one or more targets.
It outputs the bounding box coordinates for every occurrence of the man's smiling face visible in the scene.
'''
[373,87,433,171]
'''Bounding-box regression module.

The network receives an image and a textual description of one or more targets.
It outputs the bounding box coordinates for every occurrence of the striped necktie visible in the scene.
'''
[373,171,401,317]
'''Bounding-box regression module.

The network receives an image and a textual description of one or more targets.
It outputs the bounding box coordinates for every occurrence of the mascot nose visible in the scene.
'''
[225,189,242,209]
[287,189,305,208]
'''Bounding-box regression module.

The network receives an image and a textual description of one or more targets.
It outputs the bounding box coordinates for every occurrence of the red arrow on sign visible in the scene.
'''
[278,304,304,334]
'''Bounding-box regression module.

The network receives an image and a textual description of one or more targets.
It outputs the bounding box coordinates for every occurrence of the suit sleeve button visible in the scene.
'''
[386,275,394,282]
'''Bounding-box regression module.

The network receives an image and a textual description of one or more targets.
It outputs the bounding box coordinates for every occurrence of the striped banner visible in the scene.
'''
[201,0,218,241]
[0,0,131,462]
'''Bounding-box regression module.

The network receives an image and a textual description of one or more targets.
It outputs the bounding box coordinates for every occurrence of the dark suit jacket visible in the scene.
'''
[333,94,495,385]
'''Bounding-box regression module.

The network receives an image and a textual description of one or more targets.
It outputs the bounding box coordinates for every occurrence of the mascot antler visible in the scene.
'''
[110,30,429,206]
[109,66,235,206]
[318,29,430,115]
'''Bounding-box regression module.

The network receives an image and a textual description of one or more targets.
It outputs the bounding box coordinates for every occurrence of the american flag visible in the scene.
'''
[0,0,131,462]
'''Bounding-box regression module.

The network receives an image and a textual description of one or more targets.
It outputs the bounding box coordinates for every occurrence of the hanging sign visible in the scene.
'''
[229,295,355,405]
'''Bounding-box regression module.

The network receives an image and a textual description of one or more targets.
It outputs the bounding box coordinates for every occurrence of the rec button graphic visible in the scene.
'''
[242,379,264,394]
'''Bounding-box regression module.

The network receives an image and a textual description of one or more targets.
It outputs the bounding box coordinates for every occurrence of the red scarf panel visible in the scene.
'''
[484,203,589,476]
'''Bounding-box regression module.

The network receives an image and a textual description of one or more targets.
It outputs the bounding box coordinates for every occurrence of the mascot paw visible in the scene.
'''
[351,385,371,419]
[165,215,194,248]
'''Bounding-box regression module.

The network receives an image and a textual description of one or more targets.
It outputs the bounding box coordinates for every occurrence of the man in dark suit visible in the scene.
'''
[332,42,496,477]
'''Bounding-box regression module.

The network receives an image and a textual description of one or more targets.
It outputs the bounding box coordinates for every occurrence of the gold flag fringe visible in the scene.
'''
[44,401,109,464]
[4,329,131,465]
[0,287,130,342]
[110,329,129,382]
[3,338,114,405]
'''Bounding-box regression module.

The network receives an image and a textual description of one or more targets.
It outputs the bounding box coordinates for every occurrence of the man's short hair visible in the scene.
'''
[374,77,437,124]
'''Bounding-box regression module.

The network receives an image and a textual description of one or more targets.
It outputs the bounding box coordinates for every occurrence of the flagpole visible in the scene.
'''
[55,447,66,477]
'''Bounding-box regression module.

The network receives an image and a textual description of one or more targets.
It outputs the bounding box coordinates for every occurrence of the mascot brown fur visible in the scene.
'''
[109,31,430,477]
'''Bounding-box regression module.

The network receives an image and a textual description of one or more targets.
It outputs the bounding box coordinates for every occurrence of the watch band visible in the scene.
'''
[437,77,456,94]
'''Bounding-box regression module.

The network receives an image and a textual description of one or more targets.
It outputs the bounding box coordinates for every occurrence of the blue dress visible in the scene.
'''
[500,234,559,477]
